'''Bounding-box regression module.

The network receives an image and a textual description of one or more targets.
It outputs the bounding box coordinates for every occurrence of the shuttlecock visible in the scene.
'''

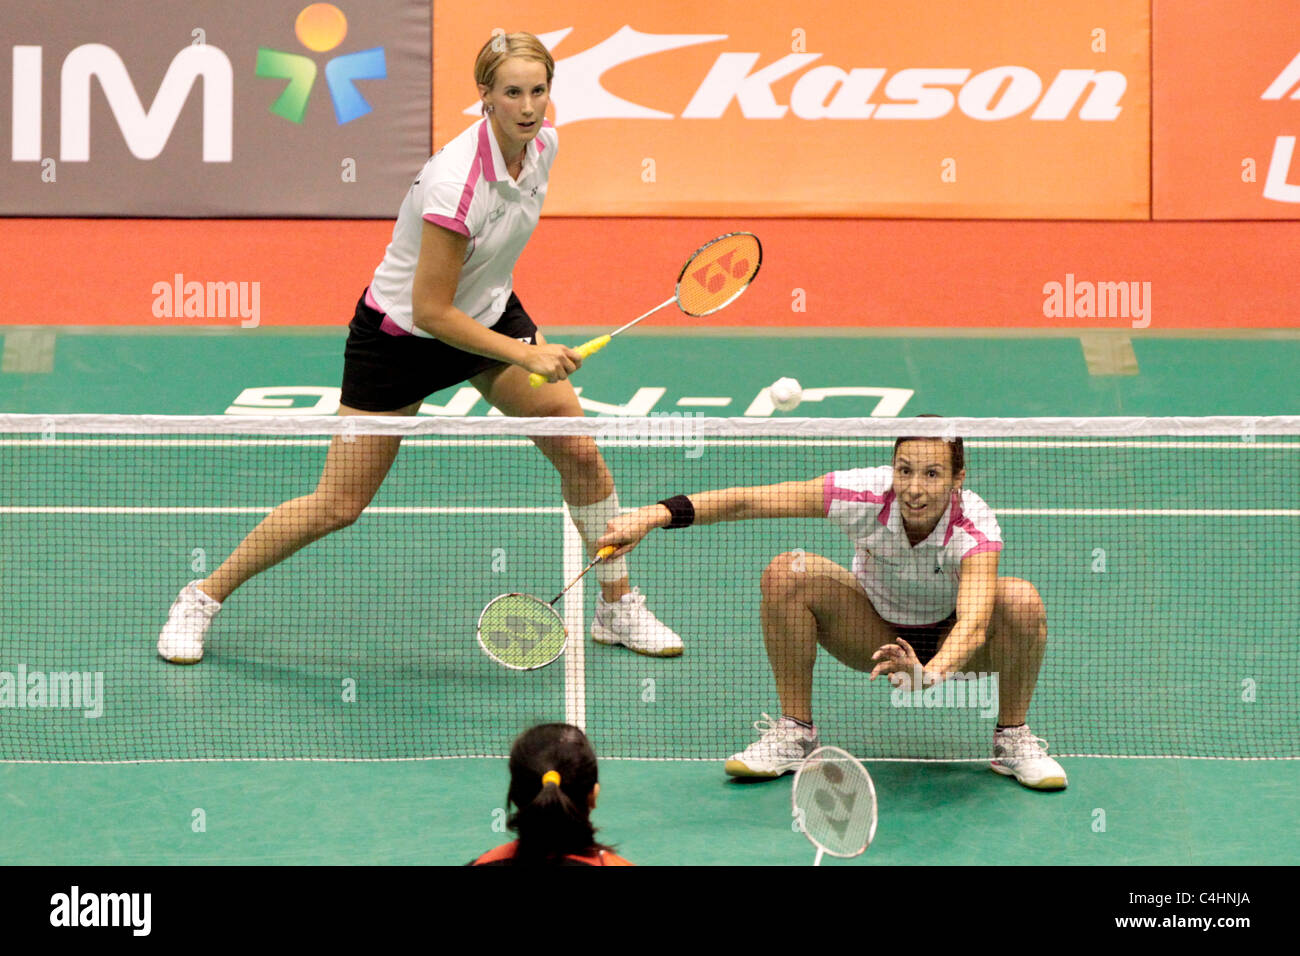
[769,377,803,412]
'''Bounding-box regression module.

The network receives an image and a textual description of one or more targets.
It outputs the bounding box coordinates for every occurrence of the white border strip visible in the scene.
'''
[997,509,1300,517]
[3,414,1300,438]
[0,506,565,515]
[1,507,1291,517]
[0,753,1294,766]
[2,438,1297,450]
[562,510,586,732]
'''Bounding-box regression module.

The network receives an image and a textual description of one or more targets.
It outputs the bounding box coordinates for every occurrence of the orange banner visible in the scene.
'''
[1154,0,1300,219]
[433,1,1150,218]
[9,218,1300,329]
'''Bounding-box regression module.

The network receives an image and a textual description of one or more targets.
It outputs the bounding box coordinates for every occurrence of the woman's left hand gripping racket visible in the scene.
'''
[792,746,878,866]
[476,546,616,670]
[529,231,762,387]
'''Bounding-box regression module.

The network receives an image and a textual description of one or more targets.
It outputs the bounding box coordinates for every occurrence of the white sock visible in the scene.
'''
[567,491,628,584]
[191,582,222,609]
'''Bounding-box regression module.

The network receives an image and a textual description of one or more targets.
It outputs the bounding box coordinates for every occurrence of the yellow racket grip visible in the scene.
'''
[528,335,613,388]
[596,545,617,560]
[575,334,612,359]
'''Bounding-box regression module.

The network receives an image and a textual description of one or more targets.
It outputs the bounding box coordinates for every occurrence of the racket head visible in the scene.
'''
[475,593,568,671]
[792,746,878,860]
[673,232,762,317]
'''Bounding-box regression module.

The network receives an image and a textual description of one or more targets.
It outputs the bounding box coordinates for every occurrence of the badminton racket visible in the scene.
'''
[476,546,616,670]
[529,231,762,387]
[792,746,878,866]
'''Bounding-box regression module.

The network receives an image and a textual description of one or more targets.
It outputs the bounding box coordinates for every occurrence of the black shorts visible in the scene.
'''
[889,613,958,665]
[340,289,539,412]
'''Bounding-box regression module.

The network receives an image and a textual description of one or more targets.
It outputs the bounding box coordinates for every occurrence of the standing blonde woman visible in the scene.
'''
[158,32,681,662]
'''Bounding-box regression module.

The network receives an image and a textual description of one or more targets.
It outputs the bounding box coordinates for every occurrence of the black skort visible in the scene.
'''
[340,288,539,412]
[889,613,959,665]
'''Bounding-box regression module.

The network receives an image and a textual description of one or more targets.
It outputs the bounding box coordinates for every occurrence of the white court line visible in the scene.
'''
[638,440,1300,449]
[0,438,1296,448]
[0,506,1291,516]
[0,506,565,515]
[996,509,1300,517]
[562,510,586,732]
[1,753,1294,766]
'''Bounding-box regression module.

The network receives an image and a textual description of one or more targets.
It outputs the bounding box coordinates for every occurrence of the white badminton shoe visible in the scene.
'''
[990,724,1068,790]
[157,581,222,664]
[725,714,820,778]
[592,587,684,657]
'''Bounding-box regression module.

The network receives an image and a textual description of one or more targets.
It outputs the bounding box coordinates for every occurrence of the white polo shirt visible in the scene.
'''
[367,117,557,337]
[823,466,1003,626]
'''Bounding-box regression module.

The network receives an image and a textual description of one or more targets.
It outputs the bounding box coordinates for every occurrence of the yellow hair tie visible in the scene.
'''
[541,770,561,787]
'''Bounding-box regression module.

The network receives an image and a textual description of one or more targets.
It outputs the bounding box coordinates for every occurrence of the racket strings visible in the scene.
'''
[793,748,878,858]
[477,593,567,670]
[675,233,762,317]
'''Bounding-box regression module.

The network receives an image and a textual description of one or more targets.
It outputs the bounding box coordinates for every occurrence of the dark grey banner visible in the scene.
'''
[1,1,430,216]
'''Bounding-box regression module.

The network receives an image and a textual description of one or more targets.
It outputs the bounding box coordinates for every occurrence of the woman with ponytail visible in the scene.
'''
[471,723,632,866]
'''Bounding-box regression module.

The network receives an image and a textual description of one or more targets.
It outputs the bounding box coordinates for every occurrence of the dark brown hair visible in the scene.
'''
[505,723,611,863]
[892,414,964,473]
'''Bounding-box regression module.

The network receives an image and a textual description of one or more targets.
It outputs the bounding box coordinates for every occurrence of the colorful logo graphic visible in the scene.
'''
[255,3,386,124]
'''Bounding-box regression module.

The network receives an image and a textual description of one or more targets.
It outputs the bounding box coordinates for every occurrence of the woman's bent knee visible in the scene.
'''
[761,552,812,601]
[996,577,1046,637]
[299,493,367,533]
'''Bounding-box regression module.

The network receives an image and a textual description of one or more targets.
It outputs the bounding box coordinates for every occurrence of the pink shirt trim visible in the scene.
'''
[476,121,498,182]
[954,515,1002,556]
[823,475,887,511]
[424,212,469,237]
[941,497,962,547]
[379,314,412,337]
[823,475,894,527]
[878,492,894,527]
[422,127,488,237]
[940,497,1001,556]
[364,287,413,337]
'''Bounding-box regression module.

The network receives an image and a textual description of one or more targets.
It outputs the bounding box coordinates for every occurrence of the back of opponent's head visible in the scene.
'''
[506,723,599,863]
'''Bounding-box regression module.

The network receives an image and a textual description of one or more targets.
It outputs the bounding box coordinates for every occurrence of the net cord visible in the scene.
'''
[3,414,1299,438]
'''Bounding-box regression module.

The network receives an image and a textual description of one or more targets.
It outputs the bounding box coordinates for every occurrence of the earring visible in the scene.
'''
[485,104,494,113]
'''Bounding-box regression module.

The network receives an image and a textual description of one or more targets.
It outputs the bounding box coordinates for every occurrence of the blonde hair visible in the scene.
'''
[475,32,554,114]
